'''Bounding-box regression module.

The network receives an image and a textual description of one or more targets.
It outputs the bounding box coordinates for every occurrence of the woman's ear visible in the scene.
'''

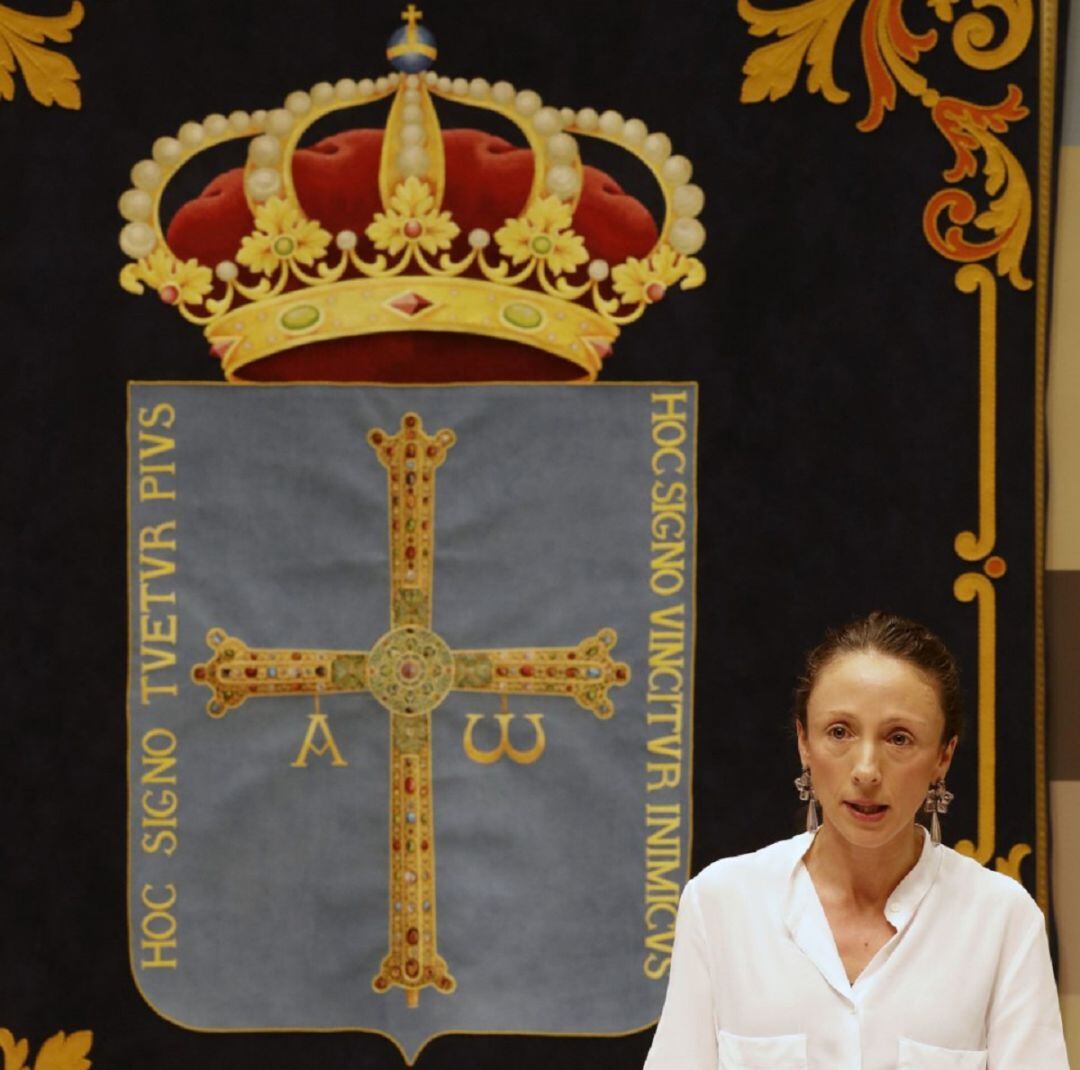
[796,719,809,769]
[934,734,958,781]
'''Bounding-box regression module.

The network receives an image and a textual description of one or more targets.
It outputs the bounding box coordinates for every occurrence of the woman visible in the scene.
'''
[644,612,1069,1069]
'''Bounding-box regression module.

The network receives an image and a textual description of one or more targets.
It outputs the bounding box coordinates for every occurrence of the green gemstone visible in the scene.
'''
[502,302,543,330]
[530,234,553,255]
[280,304,321,331]
[273,235,295,256]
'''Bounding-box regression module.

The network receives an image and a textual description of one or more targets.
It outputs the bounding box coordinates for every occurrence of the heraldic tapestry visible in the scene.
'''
[0,0,1069,1067]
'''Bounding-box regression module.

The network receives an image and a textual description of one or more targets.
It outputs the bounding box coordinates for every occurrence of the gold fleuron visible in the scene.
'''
[116,10,706,381]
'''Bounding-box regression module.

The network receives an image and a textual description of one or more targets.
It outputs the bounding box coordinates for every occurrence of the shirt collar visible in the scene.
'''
[782,824,942,999]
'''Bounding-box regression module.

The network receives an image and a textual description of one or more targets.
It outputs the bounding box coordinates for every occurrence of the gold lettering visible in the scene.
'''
[138,430,176,461]
[139,883,178,969]
[138,403,176,429]
[141,614,177,644]
[644,951,672,980]
[138,476,175,502]
[647,762,681,791]
[650,391,689,420]
[138,583,176,614]
[138,554,176,583]
[463,713,546,765]
[140,677,178,705]
[139,521,177,552]
[139,646,177,674]
[291,713,349,767]
[141,829,178,856]
[646,902,678,930]
[651,509,686,541]
[651,479,687,508]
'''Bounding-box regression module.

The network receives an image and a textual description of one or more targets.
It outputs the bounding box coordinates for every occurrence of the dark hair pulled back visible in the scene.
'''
[793,611,962,745]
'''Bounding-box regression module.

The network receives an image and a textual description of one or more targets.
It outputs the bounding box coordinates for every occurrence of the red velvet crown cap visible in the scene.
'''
[168,129,658,382]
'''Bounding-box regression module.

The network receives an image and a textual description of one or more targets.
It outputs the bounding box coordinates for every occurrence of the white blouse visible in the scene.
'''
[643,826,1070,1070]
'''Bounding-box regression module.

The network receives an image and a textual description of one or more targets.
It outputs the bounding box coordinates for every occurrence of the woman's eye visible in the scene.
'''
[827,725,848,740]
[889,733,913,746]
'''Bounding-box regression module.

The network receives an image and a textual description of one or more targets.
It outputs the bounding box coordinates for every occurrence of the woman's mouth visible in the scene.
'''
[844,801,889,823]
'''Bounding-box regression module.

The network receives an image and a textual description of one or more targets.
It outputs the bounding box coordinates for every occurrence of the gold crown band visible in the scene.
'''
[208,275,619,381]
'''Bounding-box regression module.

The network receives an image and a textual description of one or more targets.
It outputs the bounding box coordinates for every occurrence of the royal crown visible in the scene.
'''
[117,5,706,383]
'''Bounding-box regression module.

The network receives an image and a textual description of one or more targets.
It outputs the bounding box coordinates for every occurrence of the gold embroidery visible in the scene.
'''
[0,2,83,110]
[738,0,1034,288]
[0,1029,93,1070]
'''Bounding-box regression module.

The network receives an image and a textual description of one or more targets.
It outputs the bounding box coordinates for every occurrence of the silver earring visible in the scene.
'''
[924,779,954,845]
[794,768,819,833]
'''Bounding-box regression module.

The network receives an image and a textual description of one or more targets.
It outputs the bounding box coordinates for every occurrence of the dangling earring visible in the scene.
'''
[924,779,954,845]
[794,768,819,833]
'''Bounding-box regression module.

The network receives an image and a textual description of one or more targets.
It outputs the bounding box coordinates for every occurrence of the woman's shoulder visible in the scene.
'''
[934,842,1044,924]
[689,832,809,900]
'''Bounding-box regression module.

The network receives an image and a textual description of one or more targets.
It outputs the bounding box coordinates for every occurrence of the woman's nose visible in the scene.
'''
[851,742,882,785]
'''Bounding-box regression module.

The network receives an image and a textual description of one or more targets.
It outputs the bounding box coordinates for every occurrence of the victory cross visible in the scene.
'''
[191,411,630,1006]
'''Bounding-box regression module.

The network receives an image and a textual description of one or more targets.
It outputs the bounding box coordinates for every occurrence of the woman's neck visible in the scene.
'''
[804,821,924,911]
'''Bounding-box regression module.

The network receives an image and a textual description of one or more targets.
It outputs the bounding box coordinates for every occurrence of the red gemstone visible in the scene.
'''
[404,220,423,238]
[645,282,667,302]
[567,653,576,660]
[393,838,401,851]
[616,667,627,680]
[426,446,437,457]
[496,666,508,676]
[389,292,432,316]
[547,667,557,677]
[375,978,387,990]
[194,666,206,680]
[406,927,419,945]
[159,284,179,305]
[421,839,429,851]
[405,416,417,427]
[985,555,1007,578]
[316,665,326,676]
[405,546,417,560]
[400,660,420,680]
[406,444,416,457]
[244,667,257,678]
[291,652,302,660]
[520,664,534,677]
[371,432,383,444]
[566,667,577,678]
[405,960,419,977]
[404,776,416,793]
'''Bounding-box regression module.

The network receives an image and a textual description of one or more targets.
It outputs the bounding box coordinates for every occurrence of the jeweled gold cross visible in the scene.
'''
[192,412,629,1007]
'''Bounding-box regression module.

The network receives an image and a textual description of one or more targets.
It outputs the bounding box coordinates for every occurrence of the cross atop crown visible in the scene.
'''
[401,4,423,35]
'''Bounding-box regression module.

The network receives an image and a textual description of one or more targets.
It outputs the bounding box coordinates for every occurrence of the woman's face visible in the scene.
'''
[797,650,957,849]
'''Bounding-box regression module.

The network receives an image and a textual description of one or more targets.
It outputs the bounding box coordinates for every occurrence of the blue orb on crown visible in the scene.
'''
[386,10,437,74]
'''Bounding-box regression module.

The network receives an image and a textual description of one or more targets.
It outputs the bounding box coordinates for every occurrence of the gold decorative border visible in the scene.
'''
[1033,0,1058,913]
[0,2,83,110]
[0,1028,93,1070]
[739,0,1055,903]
